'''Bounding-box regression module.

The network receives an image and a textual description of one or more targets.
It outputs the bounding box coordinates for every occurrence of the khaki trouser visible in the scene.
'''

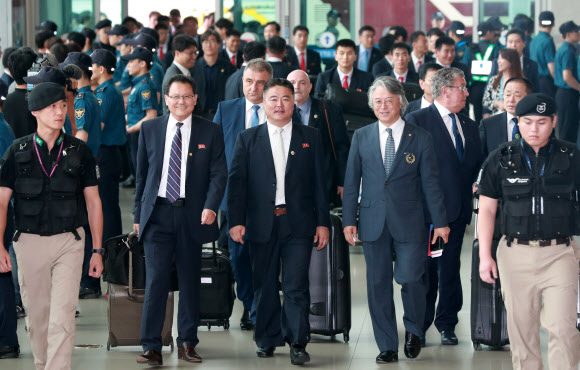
[497,236,580,370]
[14,228,85,370]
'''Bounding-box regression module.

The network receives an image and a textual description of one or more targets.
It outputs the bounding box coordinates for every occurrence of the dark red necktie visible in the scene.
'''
[399,77,404,82]
[231,55,236,66]
[159,47,163,60]
[342,76,349,88]
[300,52,306,71]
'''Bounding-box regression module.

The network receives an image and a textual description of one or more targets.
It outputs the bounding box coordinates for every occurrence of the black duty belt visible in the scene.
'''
[156,197,185,207]
[507,236,570,247]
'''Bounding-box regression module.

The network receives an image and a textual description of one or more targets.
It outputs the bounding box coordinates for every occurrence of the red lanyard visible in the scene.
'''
[33,134,64,178]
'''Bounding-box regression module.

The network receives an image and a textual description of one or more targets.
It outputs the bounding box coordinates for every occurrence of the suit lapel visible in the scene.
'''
[185,116,201,182]
[499,112,509,143]
[155,117,169,179]
[285,124,302,175]
[257,124,276,175]
[332,68,341,85]
[371,122,384,170]
[430,104,460,163]
[387,122,413,178]
[236,98,246,132]
[308,98,323,129]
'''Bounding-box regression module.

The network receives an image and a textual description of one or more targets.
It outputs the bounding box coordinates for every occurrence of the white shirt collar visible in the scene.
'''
[434,99,452,118]
[267,120,292,135]
[394,70,408,81]
[379,116,404,132]
[411,52,424,65]
[385,56,394,66]
[267,56,283,62]
[173,61,191,76]
[245,99,264,112]
[168,113,192,128]
[520,55,524,69]
[436,59,451,68]
[507,112,515,123]
[294,46,306,56]
[337,68,354,81]
[226,48,236,58]
[421,96,431,108]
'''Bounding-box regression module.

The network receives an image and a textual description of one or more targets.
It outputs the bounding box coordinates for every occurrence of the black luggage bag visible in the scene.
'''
[324,84,375,140]
[308,210,351,342]
[198,243,236,330]
[470,197,509,350]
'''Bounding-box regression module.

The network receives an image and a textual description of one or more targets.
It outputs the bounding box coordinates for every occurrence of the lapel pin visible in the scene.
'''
[221,69,224,73]
[189,153,192,156]
[313,114,318,119]
[408,133,412,136]
[291,151,295,155]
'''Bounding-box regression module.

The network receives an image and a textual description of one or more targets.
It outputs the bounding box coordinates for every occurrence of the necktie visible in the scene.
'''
[273,127,286,200]
[250,105,260,127]
[418,60,422,67]
[167,122,183,203]
[360,49,368,72]
[292,105,302,124]
[342,76,349,88]
[449,113,464,161]
[159,47,163,60]
[300,52,306,71]
[384,128,395,177]
[231,55,236,66]
[399,76,404,82]
[511,117,520,140]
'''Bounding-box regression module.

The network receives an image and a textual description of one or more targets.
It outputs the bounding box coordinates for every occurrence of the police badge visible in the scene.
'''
[75,109,85,119]
[141,91,151,100]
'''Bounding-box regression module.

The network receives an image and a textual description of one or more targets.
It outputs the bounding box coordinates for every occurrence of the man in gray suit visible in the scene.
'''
[161,34,198,115]
[342,76,450,364]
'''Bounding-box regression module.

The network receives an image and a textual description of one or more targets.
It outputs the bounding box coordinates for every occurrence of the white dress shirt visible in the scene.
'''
[411,52,425,72]
[244,99,266,129]
[173,61,191,76]
[226,48,237,64]
[267,56,283,63]
[421,96,431,109]
[294,46,307,66]
[379,117,405,160]
[434,100,465,148]
[385,56,394,67]
[436,59,451,68]
[337,68,354,88]
[394,70,409,82]
[267,120,292,205]
[158,114,192,198]
[506,112,517,141]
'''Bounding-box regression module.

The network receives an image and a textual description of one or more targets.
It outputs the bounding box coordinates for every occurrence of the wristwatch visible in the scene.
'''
[92,249,105,256]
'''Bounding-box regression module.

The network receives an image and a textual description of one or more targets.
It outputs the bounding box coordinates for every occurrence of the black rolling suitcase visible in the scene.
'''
[470,197,509,350]
[308,209,351,342]
[198,243,235,330]
[324,84,375,140]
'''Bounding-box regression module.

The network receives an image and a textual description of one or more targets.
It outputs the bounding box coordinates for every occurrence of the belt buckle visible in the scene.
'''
[529,240,540,247]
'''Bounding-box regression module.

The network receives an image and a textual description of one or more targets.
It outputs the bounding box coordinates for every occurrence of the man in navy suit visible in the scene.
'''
[405,67,483,346]
[409,31,435,74]
[224,42,267,101]
[285,26,322,76]
[314,39,374,98]
[213,58,273,330]
[356,25,383,73]
[371,35,395,78]
[218,28,243,70]
[377,43,420,84]
[266,36,297,79]
[406,63,444,115]
[228,79,330,365]
[343,76,450,364]
[433,36,471,117]
[479,77,532,158]
[133,74,227,366]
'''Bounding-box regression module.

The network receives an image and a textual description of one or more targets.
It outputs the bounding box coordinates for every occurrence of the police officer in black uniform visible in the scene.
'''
[0,83,103,369]
[477,93,580,370]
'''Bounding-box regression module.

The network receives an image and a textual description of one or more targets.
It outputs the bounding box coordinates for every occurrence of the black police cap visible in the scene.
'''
[95,19,112,30]
[121,46,153,64]
[28,82,66,112]
[125,33,157,52]
[139,27,160,46]
[61,52,92,72]
[67,32,86,47]
[432,11,444,20]
[515,93,556,117]
[24,66,67,86]
[539,11,555,27]
[0,81,8,101]
[81,27,96,40]
[35,20,58,33]
[91,49,117,70]
[115,33,136,46]
[447,21,465,35]
[105,24,130,36]
[559,21,580,37]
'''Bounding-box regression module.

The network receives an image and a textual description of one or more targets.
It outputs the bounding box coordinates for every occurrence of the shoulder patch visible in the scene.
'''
[141,79,148,84]
[77,92,85,99]
[141,90,151,100]
[75,108,86,119]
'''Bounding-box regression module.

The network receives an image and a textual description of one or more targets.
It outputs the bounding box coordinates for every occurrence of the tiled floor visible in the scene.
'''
[3,187,575,369]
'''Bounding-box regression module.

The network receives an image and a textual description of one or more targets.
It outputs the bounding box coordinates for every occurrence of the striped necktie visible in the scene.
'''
[384,127,395,177]
[166,122,183,203]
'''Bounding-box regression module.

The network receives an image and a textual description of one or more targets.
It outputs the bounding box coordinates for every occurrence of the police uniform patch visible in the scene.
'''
[75,109,85,119]
[141,91,151,100]
[537,103,546,113]
[77,92,84,99]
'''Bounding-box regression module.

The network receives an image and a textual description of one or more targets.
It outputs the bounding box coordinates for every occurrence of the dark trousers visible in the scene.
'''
[141,204,201,352]
[0,204,18,347]
[248,215,312,348]
[555,88,580,145]
[362,218,427,352]
[423,220,467,333]
[538,75,557,97]
[97,146,123,242]
[127,132,140,177]
[470,81,486,123]
[225,217,255,320]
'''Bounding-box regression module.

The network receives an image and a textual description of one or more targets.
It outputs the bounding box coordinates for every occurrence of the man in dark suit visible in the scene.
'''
[356,25,383,73]
[266,36,297,78]
[287,69,350,204]
[406,63,444,115]
[263,21,297,68]
[285,26,322,76]
[479,77,532,158]
[225,41,267,101]
[1,47,16,88]
[133,74,227,366]
[372,35,395,78]
[487,29,539,93]
[377,43,420,84]
[192,30,236,119]
[213,58,273,330]
[227,79,330,365]
[409,31,435,74]
[218,28,243,69]
[161,34,198,115]
[343,76,449,363]
[314,39,374,98]
[433,36,471,117]
[404,67,483,346]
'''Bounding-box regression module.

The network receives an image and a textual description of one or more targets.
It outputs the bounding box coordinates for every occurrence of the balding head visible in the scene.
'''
[287,69,312,106]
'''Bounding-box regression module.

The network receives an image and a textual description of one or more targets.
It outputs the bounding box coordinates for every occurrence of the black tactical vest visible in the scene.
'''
[12,135,88,236]
[497,139,578,239]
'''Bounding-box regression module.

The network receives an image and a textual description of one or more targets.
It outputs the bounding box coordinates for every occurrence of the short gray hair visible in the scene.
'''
[245,58,273,79]
[431,67,465,100]
[367,76,408,116]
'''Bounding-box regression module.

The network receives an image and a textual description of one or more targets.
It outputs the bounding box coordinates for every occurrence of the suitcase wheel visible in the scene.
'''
[224,321,230,330]
[473,341,482,351]
[207,323,211,330]
[106,340,110,351]
[343,332,349,343]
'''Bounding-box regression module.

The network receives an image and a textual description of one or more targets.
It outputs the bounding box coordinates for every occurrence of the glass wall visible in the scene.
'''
[221,0,276,42]
[12,0,27,47]
[100,0,123,25]
[39,0,95,34]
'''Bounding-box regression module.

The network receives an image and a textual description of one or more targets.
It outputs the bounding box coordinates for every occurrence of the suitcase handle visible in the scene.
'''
[125,288,146,303]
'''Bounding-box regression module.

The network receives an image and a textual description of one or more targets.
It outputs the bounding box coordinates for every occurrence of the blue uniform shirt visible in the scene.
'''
[75,85,102,156]
[64,115,72,135]
[554,41,578,89]
[127,74,157,127]
[113,57,127,84]
[95,79,127,146]
[0,113,16,157]
[530,31,556,78]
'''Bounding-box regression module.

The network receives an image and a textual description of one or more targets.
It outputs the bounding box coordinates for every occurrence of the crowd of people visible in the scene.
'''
[0,7,579,370]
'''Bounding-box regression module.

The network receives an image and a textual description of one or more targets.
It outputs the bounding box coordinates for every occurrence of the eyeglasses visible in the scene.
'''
[183,50,198,57]
[445,85,469,93]
[167,94,194,101]
[373,99,397,107]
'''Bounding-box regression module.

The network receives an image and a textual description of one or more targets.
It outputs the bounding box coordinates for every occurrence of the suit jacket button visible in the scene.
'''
[385,181,388,185]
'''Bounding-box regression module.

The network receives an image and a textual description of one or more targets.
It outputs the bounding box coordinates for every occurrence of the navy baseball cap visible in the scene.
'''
[81,27,96,40]
[121,46,153,65]
[139,27,160,46]
[61,52,92,72]
[105,24,130,36]
[91,49,117,70]
[95,19,112,30]
[559,21,580,37]
[0,81,8,102]
[486,16,507,31]
[115,33,136,46]
[24,66,67,86]
[125,33,157,52]
[432,12,444,20]
[28,82,66,112]
[539,11,555,27]
[515,93,556,117]
[35,20,58,34]
[447,21,465,35]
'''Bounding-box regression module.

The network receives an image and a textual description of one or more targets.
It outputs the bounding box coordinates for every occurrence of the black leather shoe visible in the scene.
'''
[240,309,254,330]
[441,330,458,345]
[256,347,275,358]
[136,350,163,366]
[420,334,426,347]
[0,346,20,359]
[15,305,26,319]
[376,350,398,363]
[79,287,102,299]
[403,331,421,358]
[177,343,202,363]
[290,344,310,365]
